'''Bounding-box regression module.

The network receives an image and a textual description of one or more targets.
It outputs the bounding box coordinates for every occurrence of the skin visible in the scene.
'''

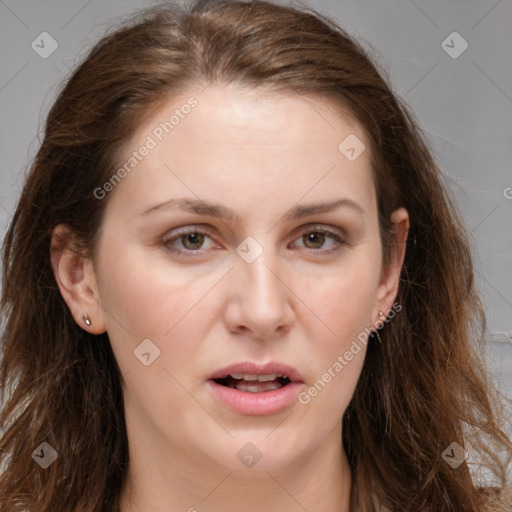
[51,83,409,512]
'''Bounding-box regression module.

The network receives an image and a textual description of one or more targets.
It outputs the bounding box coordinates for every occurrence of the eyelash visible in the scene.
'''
[162,225,347,257]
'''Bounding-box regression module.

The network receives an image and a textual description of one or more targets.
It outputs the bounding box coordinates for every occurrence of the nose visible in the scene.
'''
[223,248,294,339]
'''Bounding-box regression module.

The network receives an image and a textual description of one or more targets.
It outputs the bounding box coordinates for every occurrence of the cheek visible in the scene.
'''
[95,242,207,372]
[305,282,372,390]
[293,249,379,412]
[300,252,380,346]
[297,274,372,420]
[96,247,209,430]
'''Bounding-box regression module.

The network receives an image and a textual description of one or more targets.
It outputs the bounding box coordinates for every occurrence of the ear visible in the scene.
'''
[50,224,107,334]
[373,207,409,324]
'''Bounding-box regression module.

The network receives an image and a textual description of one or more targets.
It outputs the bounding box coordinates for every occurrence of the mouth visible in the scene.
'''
[207,361,303,415]
[212,373,292,393]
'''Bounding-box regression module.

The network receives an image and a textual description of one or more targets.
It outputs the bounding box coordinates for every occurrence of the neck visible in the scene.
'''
[119,423,352,512]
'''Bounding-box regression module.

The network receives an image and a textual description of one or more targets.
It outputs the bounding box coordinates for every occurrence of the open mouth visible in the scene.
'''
[208,364,303,414]
[212,374,292,393]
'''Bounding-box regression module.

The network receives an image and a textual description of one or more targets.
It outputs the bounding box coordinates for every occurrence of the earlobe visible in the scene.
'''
[50,224,107,334]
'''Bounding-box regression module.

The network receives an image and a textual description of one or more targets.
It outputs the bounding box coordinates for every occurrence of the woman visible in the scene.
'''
[1,0,511,510]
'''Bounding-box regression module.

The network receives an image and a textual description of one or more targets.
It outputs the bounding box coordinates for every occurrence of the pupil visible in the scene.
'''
[305,232,324,249]
[183,233,204,250]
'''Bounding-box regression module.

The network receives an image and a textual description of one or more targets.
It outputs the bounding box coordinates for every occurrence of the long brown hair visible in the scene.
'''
[1,1,511,510]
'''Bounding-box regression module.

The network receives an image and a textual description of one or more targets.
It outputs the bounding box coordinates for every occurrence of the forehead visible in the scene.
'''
[105,84,375,218]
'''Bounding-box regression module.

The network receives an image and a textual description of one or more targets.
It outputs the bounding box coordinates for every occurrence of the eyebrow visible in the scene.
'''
[139,197,365,221]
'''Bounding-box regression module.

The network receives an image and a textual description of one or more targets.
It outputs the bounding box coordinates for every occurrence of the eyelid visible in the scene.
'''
[163,224,216,238]
[292,223,347,240]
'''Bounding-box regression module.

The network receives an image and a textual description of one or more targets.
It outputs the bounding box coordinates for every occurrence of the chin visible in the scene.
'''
[195,431,309,474]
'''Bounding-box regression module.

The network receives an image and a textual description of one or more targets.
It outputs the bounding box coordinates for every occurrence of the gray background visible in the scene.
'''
[1,1,511,403]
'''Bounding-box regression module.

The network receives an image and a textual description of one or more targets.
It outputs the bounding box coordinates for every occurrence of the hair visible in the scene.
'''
[1,0,511,510]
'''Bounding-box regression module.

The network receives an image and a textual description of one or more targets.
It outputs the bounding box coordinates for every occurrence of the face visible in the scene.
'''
[77,84,406,474]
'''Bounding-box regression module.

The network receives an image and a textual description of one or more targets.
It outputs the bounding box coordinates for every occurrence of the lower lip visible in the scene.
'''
[207,380,303,416]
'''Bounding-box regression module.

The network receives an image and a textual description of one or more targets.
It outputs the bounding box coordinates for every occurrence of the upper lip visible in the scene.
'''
[209,361,303,382]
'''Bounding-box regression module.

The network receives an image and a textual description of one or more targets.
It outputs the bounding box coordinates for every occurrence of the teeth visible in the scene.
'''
[251,373,277,382]
[233,380,283,393]
[229,373,280,382]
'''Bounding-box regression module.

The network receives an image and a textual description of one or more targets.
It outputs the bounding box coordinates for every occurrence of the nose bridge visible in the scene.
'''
[240,244,285,306]
[229,236,292,334]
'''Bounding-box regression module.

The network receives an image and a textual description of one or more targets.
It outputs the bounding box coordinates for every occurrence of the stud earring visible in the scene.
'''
[379,311,384,318]
[82,314,92,327]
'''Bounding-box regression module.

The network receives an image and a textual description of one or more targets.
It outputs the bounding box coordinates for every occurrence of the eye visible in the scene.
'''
[163,227,218,255]
[162,224,346,257]
[292,226,346,253]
